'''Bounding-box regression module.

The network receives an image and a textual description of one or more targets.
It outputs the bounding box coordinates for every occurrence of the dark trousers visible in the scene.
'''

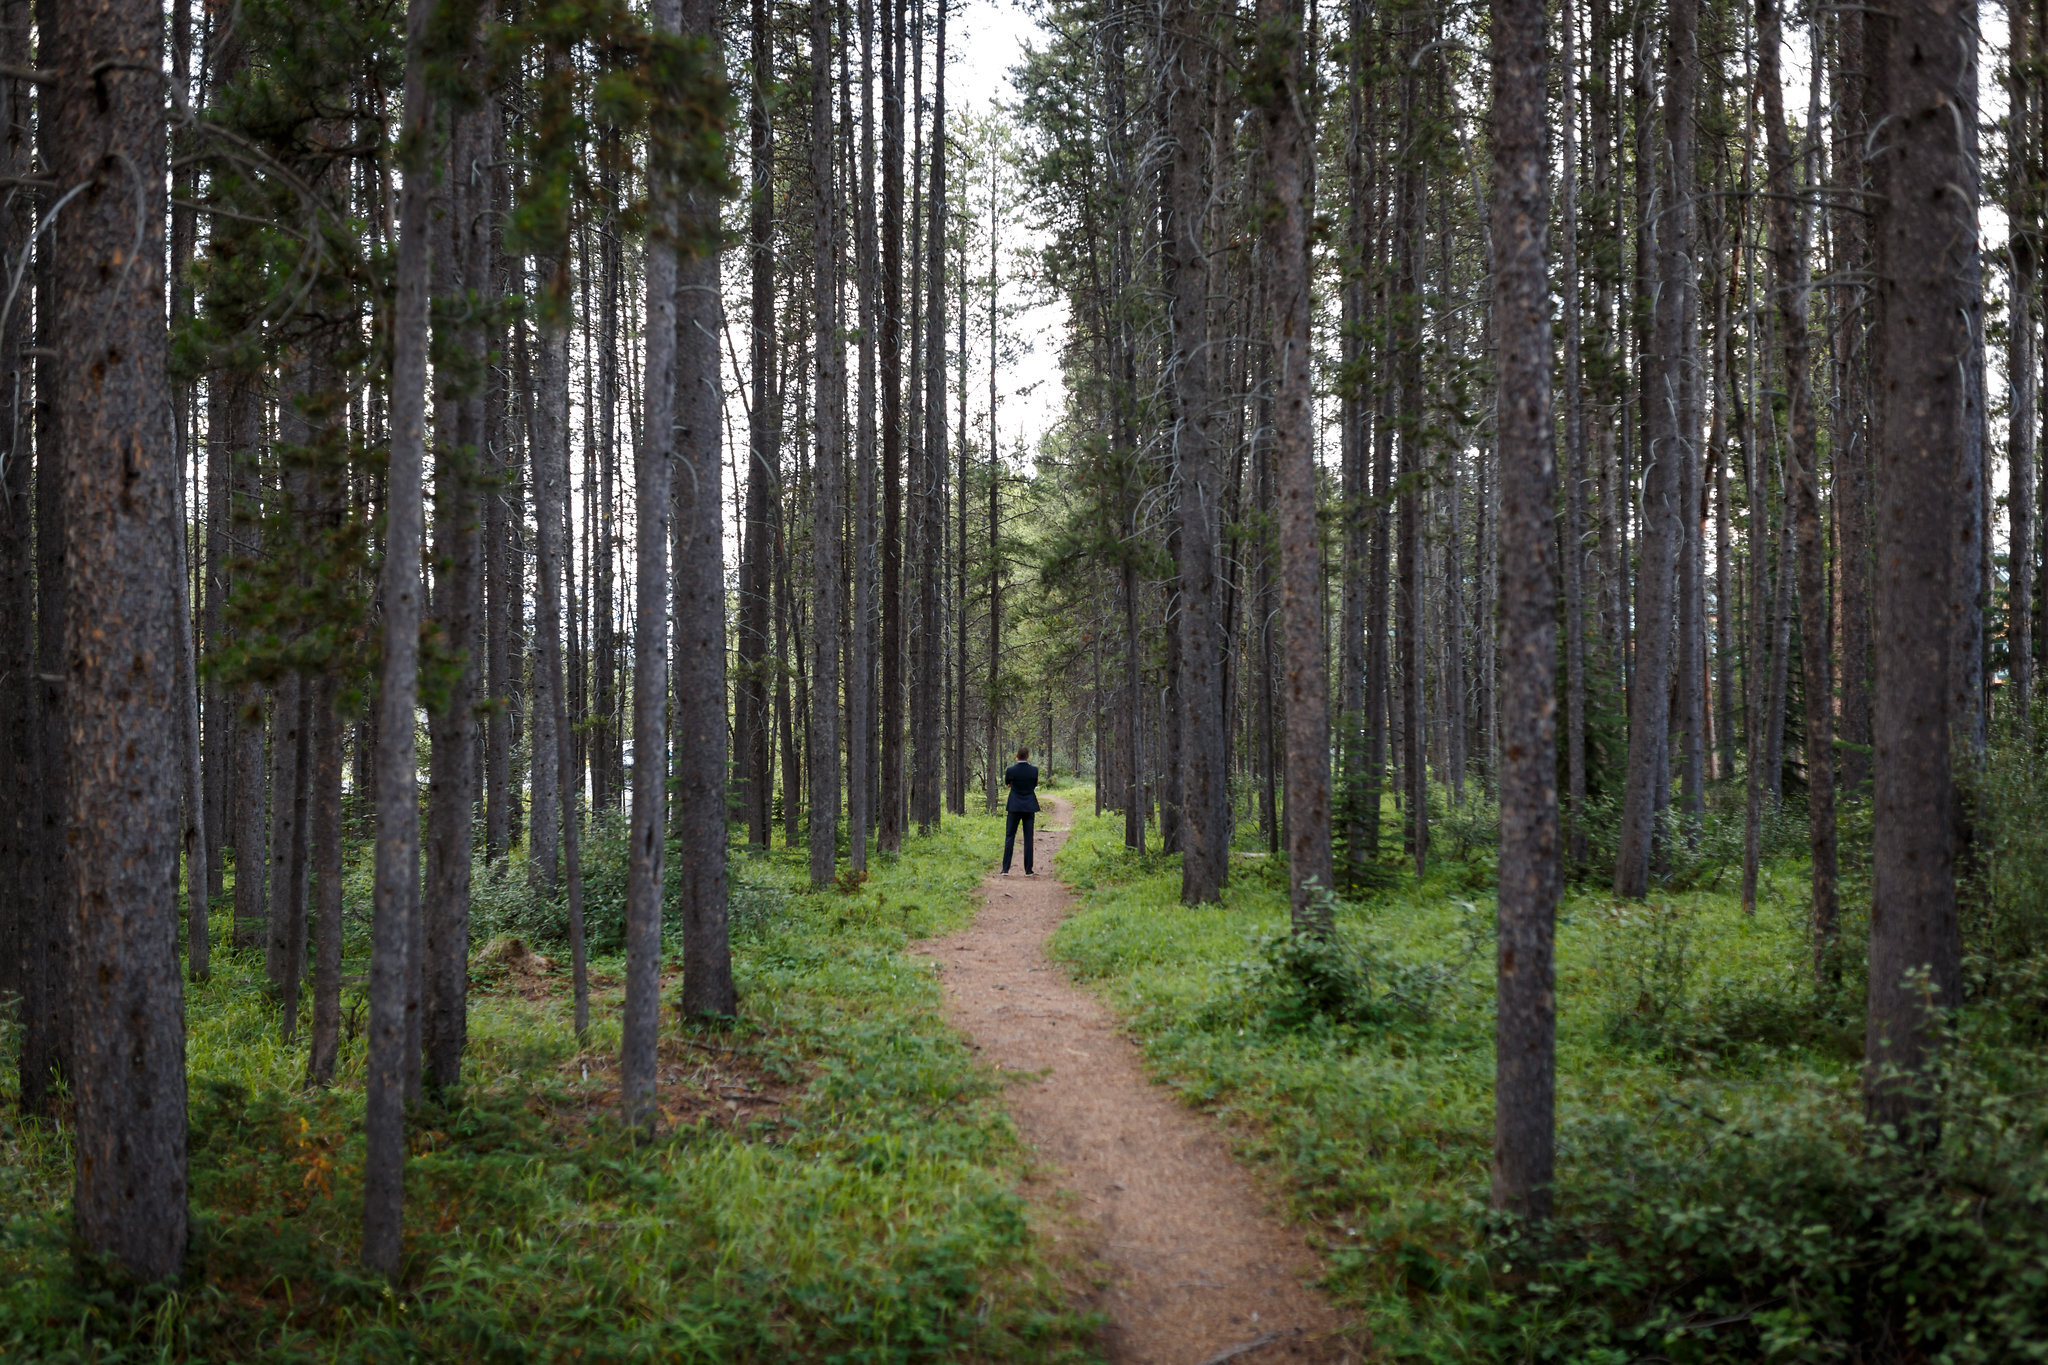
[1003,811,1036,873]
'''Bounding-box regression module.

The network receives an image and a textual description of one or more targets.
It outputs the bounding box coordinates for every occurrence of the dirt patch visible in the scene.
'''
[532,1032,798,1141]
[915,797,1358,1365]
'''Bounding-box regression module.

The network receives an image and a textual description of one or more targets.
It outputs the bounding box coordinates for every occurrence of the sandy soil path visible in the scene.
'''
[914,796,1355,1365]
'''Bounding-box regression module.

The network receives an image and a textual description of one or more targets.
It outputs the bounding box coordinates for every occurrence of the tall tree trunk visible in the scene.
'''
[363,0,438,1275]
[485,155,516,864]
[424,73,487,1093]
[1165,0,1227,903]
[1561,0,1587,872]
[1337,0,1368,883]
[1832,5,1873,796]
[1259,0,1331,932]
[1614,0,1695,897]
[0,0,33,1022]
[851,0,878,869]
[53,0,188,1278]
[1758,0,1839,972]
[674,0,735,1021]
[1395,69,1427,879]
[1489,0,1558,1223]
[2011,0,2037,734]
[625,0,682,1134]
[913,0,947,833]
[1862,0,1973,1129]
[879,0,906,852]
[810,0,845,887]
[737,0,776,851]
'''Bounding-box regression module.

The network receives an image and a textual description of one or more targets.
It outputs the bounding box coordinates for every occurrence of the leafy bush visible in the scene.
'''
[1201,894,1468,1036]
[1436,1050,2048,1364]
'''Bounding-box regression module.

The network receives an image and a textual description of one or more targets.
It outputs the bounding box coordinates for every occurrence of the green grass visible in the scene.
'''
[1049,795,2048,1363]
[0,815,1099,1364]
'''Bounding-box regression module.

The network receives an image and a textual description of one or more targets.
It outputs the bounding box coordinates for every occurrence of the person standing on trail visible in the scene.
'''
[1002,748,1040,875]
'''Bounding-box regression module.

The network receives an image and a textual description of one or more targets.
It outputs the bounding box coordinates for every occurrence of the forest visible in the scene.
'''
[1,0,2043,1358]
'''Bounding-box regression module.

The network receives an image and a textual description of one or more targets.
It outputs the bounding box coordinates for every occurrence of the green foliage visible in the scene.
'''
[1202,922,1464,1036]
[0,819,1093,1362]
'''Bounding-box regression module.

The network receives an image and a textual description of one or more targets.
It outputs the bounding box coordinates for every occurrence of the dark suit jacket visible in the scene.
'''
[1003,762,1040,814]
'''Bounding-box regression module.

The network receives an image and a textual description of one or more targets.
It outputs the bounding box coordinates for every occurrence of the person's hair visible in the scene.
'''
[1017,747,1030,760]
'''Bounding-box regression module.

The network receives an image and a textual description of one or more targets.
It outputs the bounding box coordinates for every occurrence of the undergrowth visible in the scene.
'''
[1051,779,2048,1364]
[0,816,1096,1364]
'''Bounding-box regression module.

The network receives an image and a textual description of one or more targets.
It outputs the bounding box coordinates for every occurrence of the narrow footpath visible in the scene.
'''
[916,796,1355,1365]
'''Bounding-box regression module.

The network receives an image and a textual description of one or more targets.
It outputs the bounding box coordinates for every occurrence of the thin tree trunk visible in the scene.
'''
[362,0,438,1278]
[810,0,845,887]
[738,0,777,851]
[1561,0,1587,873]
[1614,0,1695,897]
[2011,0,2036,734]
[852,0,878,869]
[1337,2,1368,883]
[1490,0,1558,1223]
[424,68,487,1093]
[1758,0,1838,970]
[1165,0,1226,903]
[1396,73,1427,880]
[0,6,30,1018]
[913,0,947,834]
[306,678,344,1086]
[879,0,906,852]
[1832,6,1873,796]
[265,675,308,1027]
[625,0,683,1134]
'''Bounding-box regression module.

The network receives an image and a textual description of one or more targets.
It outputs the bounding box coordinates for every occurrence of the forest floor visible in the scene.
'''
[916,795,1356,1365]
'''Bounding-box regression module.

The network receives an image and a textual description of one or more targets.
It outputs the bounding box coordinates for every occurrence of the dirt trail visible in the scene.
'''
[915,796,1354,1365]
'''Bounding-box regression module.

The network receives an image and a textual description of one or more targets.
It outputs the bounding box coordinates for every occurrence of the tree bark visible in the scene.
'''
[810,0,845,887]
[879,0,906,852]
[424,72,487,1093]
[1758,0,1838,971]
[737,0,777,851]
[674,0,735,1021]
[1258,0,1332,932]
[625,0,683,1134]
[1489,0,1558,1224]
[1613,0,1695,898]
[363,0,438,1276]
[305,678,344,1086]
[1863,0,1973,1130]
[0,0,33,1023]
[2011,0,2037,733]
[1832,4,1873,798]
[52,0,188,1279]
[912,0,947,835]
[851,0,878,870]
[1165,0,1227,903]
[1561,0,1587,873]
